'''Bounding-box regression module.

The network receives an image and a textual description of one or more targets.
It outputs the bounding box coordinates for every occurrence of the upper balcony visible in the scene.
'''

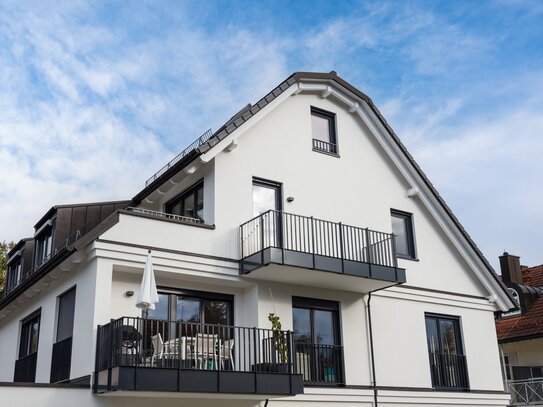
[240,210,406,292]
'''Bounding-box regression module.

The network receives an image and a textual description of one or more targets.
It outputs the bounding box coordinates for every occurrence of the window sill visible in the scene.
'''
[396,254,419,262]
[312,147,340,158]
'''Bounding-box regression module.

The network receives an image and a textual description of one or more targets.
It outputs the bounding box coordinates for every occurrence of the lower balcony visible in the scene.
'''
[94,317,303,397]
[240,210,406,292]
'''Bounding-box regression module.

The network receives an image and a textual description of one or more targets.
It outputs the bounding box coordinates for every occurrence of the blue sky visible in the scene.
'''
[1,0,542,271]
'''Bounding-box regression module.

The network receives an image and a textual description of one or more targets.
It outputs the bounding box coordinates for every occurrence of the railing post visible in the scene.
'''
[365,228,372,264]
[260,214,265,266]
[339,222,344,273]
[311,216,316,269]
[390,232,398,268]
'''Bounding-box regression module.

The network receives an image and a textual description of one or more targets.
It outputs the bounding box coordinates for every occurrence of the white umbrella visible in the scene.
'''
[136,250,159,312]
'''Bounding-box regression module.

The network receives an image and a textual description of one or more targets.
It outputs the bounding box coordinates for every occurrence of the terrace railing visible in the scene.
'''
[508,379,543,405]
[240,210,397,269]
[95,317,295,374]
[145,129,213,187]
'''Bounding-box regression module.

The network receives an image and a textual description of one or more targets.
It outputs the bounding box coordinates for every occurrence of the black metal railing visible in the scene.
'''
[512,365,543,381]
[125,207,204,224]
[428,352,469,391]
[294,343,343,386]
[312,139,338,155]
[96,317,294,374]
[145,129,213,187]
[14,352,37,383]
[50,336,73,383]
[240,210,397,268]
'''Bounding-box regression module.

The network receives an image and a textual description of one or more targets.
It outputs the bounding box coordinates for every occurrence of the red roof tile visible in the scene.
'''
[497,264,543,342]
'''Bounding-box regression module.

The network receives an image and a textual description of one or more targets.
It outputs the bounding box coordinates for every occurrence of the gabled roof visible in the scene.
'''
[497,264,543,342]
[132,71,514,311]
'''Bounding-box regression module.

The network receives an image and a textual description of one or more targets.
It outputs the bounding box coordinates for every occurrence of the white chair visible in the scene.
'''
[151,333,177,366]
[220,339,235,370]
[194,333,218,369]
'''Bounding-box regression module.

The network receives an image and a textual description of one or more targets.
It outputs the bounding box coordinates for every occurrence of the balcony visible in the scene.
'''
[94,317,303,396]
[240,210,406,292]
[508,379,543,405]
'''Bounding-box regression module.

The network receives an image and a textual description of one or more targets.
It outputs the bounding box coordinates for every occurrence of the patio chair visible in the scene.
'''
[151,333,178,366]
[194,333,218,369]
[220,339,235,370]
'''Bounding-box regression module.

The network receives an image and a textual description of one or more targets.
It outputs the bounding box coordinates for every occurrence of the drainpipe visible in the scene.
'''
[364,292,378,407]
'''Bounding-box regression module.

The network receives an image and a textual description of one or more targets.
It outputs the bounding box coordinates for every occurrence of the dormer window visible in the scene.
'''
[165,180,204,222]
[7,257,22,292]
[311,106,338,156]
[34,220,54,268]
[502,288,521,317]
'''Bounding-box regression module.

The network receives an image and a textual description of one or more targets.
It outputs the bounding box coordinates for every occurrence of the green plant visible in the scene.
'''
[268,312,289,363]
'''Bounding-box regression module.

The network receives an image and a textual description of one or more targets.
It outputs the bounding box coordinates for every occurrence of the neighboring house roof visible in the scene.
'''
[523,265,543,286]
[497,264,543,342]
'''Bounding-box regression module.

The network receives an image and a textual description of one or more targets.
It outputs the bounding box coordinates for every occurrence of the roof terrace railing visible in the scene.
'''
[126,207,203,224]
[145,129,213,187]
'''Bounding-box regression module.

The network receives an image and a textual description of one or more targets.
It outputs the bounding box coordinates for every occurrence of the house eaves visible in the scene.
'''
[134,70,513,311]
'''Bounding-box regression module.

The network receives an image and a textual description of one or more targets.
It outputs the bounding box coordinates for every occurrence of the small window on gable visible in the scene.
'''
[311,107,338,156]
[165,180,204,222]
[391,209,416,260]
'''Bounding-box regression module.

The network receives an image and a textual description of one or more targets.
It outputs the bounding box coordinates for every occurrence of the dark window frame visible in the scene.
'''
[424,312,469,391]
[391,209,417,260]
[19,309,41,360]
[164,179,204,221]
[146,287,234,326]
[56,286,76,342]
[252,177,283,213]
[311,106,339,157]
[292,296,342,345]
[34,222,55,267]
[7,257,23,292]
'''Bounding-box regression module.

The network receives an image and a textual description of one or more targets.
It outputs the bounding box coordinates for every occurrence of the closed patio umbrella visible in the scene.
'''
[136,250,159,313]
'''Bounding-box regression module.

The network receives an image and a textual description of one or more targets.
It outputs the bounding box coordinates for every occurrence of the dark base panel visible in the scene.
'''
[94,367,303,396]
[241,248,407,284]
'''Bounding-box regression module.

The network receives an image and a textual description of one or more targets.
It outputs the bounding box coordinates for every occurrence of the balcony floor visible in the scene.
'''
[241,247,405,293]
[95,367,303,397]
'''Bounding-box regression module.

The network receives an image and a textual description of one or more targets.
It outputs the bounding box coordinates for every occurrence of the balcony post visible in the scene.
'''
[260,214,265,266]
[339,222,344,273]
[310,216,315,269]
[365,228,372,264]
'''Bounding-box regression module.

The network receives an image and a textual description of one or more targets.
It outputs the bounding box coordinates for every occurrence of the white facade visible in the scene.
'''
[0,72,513,406]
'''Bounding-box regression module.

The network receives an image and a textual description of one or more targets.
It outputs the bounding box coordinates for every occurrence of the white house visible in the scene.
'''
[0,71,515,407]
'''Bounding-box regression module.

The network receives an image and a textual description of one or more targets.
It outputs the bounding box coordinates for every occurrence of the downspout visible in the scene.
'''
[365,292,378,407]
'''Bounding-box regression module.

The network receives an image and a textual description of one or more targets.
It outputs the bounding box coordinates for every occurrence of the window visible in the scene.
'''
[35,223,54,267]
[51,288,76,383]
[292,297,343,385]
[148,289,233,325]
[56,288,76,342]
[7,259,22,292]
[425,314,469,391]
[165,181,204,221]
[19,311,41,359]
[391,209,416,259]
[252,178,282,248]
[311,106,338,155]
[14,310,41,382]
